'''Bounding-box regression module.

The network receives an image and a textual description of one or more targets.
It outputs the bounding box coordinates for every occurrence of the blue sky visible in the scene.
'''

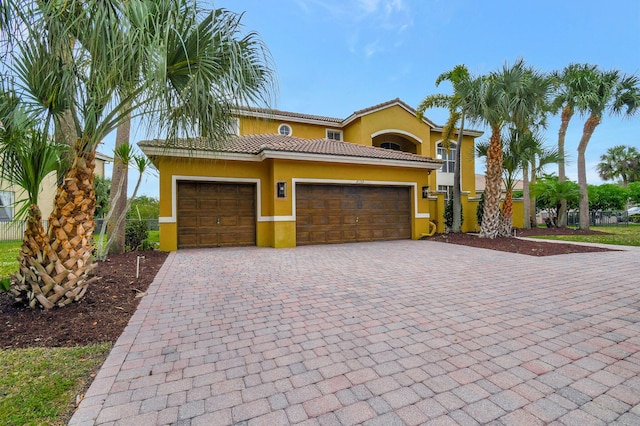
[113,0,640,196]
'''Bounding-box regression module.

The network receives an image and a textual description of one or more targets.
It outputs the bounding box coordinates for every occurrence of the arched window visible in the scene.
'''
[380,141,401,151]
[436,142,456,173]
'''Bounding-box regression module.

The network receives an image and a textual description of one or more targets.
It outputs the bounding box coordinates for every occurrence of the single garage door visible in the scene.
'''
[296,184,411,245]
[177,182,256,248]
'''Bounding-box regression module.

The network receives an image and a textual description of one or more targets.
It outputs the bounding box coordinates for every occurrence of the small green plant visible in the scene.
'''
[630,214,640,224]
[0,276,10,292]
[125,220,149,251]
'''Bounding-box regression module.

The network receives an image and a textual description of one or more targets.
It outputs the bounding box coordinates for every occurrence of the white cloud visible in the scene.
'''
[293,0,413,58]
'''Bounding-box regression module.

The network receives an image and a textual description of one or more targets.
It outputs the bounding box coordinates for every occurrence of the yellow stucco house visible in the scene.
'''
[140,99,483,251]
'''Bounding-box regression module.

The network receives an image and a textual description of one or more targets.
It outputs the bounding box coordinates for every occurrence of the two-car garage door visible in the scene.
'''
[296,184,411,245]
[177,182,411,248]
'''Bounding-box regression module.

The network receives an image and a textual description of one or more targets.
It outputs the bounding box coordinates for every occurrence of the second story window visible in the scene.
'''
[278,124,292,136]
[380,142,401,151]
[437,142,456,173]
[226,118,240,135]
[326,129,342,141]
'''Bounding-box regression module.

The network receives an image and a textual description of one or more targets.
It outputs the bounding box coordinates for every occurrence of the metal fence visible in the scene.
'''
[0,219,159,241]
[566,210,631,227]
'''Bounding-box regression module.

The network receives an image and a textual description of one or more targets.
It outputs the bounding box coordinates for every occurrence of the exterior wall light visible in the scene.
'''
[422,186,430,199]
[277,182,287,198]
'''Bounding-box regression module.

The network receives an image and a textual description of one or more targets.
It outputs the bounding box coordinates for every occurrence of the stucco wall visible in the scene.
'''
[156,156,435,250]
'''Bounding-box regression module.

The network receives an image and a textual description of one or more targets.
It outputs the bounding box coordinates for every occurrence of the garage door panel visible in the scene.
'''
[177,182,256,248]
[199,199,219,210]
[326,215,342,225]
[296,184,410,245]
[342,229,357,240]
[178,233,198,248]
[179,216,199,228]
[178,198,198,211]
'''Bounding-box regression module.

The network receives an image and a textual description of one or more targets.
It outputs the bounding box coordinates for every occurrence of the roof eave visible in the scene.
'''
[432,126,484,137]
[138,144,441,170]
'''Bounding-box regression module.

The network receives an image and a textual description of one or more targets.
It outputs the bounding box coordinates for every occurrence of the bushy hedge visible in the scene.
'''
[125,220,148,251]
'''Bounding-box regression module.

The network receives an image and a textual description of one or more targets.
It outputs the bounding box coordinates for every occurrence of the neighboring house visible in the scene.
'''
[474,174,524,194]
[139,99,483,251]
[0,151,112,227]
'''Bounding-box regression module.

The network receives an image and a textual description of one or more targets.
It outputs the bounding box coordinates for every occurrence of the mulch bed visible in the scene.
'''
[0,228,618,350]
[0,250,168,349]
[428,227,617,256]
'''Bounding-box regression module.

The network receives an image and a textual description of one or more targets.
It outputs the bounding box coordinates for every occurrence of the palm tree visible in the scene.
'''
[475,128,552,234]
[576,71,640,229]
[523,134,559,228]
[2,0,275,308]
[466,59,539,238]
[0,91,67,307]
[532,174,579,227]
[508,68,553,230]
[551,64,598,226]
[597,145,640,185]
[416,65,477,233]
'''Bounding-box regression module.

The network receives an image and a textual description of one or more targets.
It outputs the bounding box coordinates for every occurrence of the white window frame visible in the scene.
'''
[438,185,453,204]
[0,190,14,222]
[278,123,292,136]
[326,129,342,141]
[436,142,456,173]
[227,117,240,135]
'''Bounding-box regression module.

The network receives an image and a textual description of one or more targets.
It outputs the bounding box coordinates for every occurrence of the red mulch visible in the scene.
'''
[0,250,168,350]
[428,227,617,256]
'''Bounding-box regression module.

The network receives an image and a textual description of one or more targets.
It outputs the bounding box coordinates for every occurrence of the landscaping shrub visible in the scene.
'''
[444,198,463,230]
[630,214,640,224]
[125,220,148,251]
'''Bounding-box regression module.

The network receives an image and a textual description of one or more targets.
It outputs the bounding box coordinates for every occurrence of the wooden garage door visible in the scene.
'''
[296,185,411,245]
[177,182,256,248]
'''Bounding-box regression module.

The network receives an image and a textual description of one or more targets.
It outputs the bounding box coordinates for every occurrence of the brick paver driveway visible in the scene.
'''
[70,240,640,425]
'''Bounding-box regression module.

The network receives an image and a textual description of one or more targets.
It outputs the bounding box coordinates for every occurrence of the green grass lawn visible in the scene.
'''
[0,240,111,425]
[0,344,111,425]
[147,230,159,246]
[0,241,21,277]
[532,225,640,246]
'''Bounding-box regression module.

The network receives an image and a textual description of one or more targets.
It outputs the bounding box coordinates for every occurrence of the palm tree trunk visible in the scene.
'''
[499,188,513,236]
[577,115,600,230]
[557,106,572,227]
[452,113,464,233]
[529,167,537,227]
[107,116,131,254]
[26,150,101,308]
[10,205,53,308]
[522,161,531,229]
[480,125,503,239]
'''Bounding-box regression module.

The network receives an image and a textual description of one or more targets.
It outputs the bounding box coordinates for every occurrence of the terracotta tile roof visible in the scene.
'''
[139,134,438,164]
[237,107,343,124]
